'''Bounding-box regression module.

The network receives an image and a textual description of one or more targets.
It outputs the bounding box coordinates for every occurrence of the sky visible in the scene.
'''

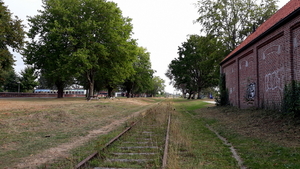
[4,0,287,93]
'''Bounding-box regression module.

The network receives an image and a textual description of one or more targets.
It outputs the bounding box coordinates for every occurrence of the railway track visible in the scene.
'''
[75,103,172,169]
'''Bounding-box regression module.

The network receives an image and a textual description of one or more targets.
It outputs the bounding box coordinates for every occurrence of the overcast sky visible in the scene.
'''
[4,0,287,93]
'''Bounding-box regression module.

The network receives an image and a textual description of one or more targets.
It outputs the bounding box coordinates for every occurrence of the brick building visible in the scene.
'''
[220,0,300,109]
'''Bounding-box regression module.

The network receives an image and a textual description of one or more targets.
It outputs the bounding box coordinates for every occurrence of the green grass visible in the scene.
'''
[170,99,239,168]
[196,105,300,169]
[173,98,210,115]
[211,122,300,169]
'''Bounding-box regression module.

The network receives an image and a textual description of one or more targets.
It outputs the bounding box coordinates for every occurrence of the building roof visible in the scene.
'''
[221,0,300,64]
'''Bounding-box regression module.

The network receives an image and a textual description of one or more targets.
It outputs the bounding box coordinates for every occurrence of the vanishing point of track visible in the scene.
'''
[75,103,172,169]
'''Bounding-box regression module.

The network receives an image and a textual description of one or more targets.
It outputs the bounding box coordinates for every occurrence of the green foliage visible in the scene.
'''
[19,66,39,92]
[282,81,300,117]
[166,35,226,98]
[36,73,55,89]
[215,73,229,106]
[196,0,278,51]
[147,76,165,97]
[0,66,38,93]
[1,68,19,92]
[24,0,136,98]
[0,1,25,73]
[122,47,154,97]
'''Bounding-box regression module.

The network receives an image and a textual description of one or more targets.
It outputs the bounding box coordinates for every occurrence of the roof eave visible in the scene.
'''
[220,7,300,66]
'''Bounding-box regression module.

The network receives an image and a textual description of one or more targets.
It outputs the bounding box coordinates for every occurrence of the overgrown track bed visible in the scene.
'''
[76,103,172,169]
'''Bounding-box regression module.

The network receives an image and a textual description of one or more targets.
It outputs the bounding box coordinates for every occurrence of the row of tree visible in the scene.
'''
[0,67,38,92]
[0,0,165,98]
[166,0,278,99]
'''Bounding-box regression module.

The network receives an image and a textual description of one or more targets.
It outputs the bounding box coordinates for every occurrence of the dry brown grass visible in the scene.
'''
[0,97,155,168]
[167,110,192,169]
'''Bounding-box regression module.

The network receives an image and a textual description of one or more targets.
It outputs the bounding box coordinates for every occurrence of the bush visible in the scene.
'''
[215,73,229,106]
[282,80,300,117]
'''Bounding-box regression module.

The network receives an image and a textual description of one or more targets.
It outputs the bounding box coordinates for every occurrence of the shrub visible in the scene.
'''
[282,80,300,117]
[215,73,229,106]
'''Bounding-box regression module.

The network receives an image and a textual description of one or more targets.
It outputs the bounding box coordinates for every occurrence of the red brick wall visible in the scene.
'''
[257,35,285,108]
[238,51,256,108]
[221,15,300,109]
[292,25,300,81]
[223,61,238,106]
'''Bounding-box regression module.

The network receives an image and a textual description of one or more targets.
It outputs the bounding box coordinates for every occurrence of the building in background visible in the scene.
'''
[220,0,300,109]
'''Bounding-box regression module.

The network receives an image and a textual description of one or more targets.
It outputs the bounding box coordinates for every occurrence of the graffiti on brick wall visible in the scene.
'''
[240,60,248,69]
[262,45,281,60]
[293,35,300,55]
[262,44,283,92]
[292,32,300,80]
[239,56,254,70]
[247,83,256,100]
[265,67,284,91]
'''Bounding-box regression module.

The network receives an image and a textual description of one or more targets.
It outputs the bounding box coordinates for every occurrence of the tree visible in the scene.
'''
[215,73,229,106]
[166,35,226,99]
[2,68,19,92]
[24,0,136,99]
[122,47,154,97]
[93,38,137,98]
[19,66,39,92]
[0,1,25,73]
[166,58,192,97]
[196,0,278,51]
[148,76,165,97]
[36,73,52,89]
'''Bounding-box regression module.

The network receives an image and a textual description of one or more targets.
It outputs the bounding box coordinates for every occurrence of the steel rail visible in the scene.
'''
[74,122,137,169]
[162,113,171,168]
[74,104,171,169]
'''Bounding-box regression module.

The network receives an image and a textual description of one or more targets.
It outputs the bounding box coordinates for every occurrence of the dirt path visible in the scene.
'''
[15,109,147,168]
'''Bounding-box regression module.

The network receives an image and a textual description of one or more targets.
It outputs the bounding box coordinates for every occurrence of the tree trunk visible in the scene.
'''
[197,87,202,99]
[131,83,135,98]
[124,81,133,98]
[89,81,94,99]
[187,92,192,99]
[86,70,94,100]
[191,93,195,99]
[130,91,134,98]
[55,81,64,98]
[107,85,113,98]
[126,89,130,98]
[126,85,132,98]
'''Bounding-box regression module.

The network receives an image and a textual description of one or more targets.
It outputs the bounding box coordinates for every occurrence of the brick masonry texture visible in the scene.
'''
[220,0,300,109]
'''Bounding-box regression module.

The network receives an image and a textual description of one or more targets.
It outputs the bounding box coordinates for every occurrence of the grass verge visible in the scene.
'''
[198,106,300,169]
[169,99,239,168]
